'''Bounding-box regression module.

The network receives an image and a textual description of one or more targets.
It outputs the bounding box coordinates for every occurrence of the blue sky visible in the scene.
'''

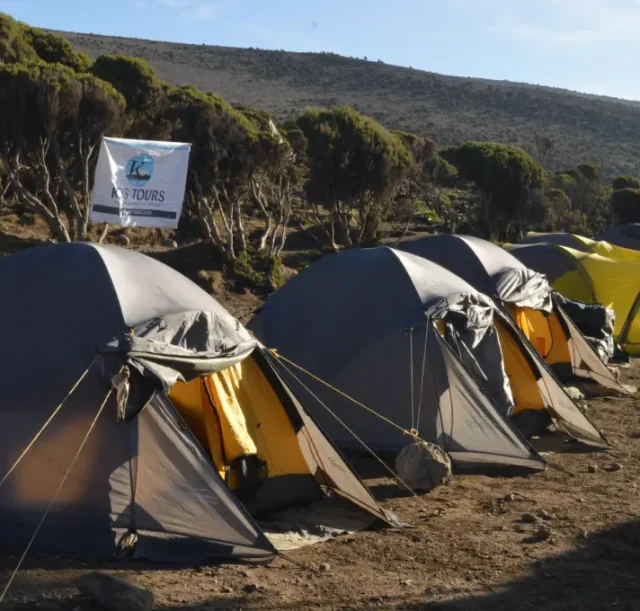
[2,0,640,100]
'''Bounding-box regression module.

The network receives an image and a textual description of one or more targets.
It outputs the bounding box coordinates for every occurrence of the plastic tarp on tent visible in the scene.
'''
[508,242,640,355]
[398,234,623,393]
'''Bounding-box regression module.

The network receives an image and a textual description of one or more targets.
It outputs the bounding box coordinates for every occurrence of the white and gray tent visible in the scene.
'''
[594,224,640,250]
[250,247,558,471]
[0,243,390,563]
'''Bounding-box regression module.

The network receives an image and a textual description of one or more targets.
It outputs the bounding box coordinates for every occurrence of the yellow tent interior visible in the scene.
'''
[169,355,312,490]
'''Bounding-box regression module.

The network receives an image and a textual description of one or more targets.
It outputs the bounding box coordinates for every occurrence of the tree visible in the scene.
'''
[552,164,611,234]
[240,107,303,257]
[0,62,126,242]
[163,86,260,261]
[391,132,459,239]
[611,188,640,224]
[549,171,577,192]
[91,55,165,138]
[612,175,640,191]
[23,26,91,72]
[296,105,411,248]
[442,141,545,240]
[533,134,554,166]
[0,13,39,63]
[577,163,603,183]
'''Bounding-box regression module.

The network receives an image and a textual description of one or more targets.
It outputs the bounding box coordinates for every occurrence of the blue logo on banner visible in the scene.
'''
[126,153,155,187]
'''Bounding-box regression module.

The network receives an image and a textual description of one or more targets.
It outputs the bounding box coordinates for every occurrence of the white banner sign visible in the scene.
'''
[89,137,191,229]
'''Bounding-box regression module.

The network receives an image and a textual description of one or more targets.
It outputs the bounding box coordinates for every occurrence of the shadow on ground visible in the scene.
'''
[412,517,640,611]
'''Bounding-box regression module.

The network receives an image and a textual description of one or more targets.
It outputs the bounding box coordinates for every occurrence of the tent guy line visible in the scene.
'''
[0,356,99,492]
[0,382,115,605]
[269,348,426,442]
[266,350,424,500]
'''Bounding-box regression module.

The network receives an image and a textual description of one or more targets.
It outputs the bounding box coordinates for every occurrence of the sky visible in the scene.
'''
[1,0,640,100]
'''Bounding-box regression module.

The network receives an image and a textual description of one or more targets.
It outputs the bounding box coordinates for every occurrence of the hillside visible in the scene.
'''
[57,30,640,178]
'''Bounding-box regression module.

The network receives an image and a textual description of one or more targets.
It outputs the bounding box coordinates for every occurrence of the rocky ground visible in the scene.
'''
[0,363,639,611]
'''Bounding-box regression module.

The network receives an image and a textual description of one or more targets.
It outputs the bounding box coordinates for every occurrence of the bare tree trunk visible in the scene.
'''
[1,151,72,243]
[98,223,110,244]
[234,199,248,253]
[329,217,339,252]
[274,194,293,257]
[333,203,353,248]
[394,210,415,245]
[250,177,274,253]
[211,185,236,261]
[259,218,273,252]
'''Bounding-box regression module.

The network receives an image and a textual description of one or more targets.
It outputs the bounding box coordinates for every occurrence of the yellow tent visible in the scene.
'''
[522,231,640,264]
[507,242,640,355]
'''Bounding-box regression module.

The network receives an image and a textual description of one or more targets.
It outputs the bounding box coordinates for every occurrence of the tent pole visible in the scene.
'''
[617,290,640,350]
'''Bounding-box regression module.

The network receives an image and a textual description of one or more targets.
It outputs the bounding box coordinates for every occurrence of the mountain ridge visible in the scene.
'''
[55,29,640,177]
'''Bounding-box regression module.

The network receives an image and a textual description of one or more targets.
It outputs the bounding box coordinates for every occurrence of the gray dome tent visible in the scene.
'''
[250,247,553,471]
[0,243,389,563]
[594,224,640,250]
[399,234,622,393]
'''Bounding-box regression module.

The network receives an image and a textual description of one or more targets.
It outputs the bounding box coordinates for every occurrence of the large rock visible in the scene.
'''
[77,572,155,611]
[395,441,453,492]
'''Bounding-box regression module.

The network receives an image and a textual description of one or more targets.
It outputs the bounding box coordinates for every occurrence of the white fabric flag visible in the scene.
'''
[89,137,191,229]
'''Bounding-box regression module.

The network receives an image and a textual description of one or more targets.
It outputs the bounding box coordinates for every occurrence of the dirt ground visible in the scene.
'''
[0,361,638,611]
[2,220,640,610]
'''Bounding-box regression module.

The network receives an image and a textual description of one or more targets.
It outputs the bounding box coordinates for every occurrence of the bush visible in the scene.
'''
[0,13,38,63]
[611,188,640,224]
[612,175,640,191]
[23,27,91,71]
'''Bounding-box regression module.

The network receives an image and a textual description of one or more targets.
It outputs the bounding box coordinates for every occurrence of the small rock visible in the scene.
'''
[77,572,154,611]
[503,493,524,502]
[521,513,538,524]
[578,497,586,503]
[537,510,555,521]
[115,234,131,247]
[238,570,250,578]
[588,464,598,474]
[564,386,585,401]
[514,524,530,533]
[533,527,552,542]
[319,563,331,573]
[607,463,623,472]
[161,238,178,248]
[400,579,413,587]
[243,583,259,594]
[220,586,233,594]
[369,596,384,603]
